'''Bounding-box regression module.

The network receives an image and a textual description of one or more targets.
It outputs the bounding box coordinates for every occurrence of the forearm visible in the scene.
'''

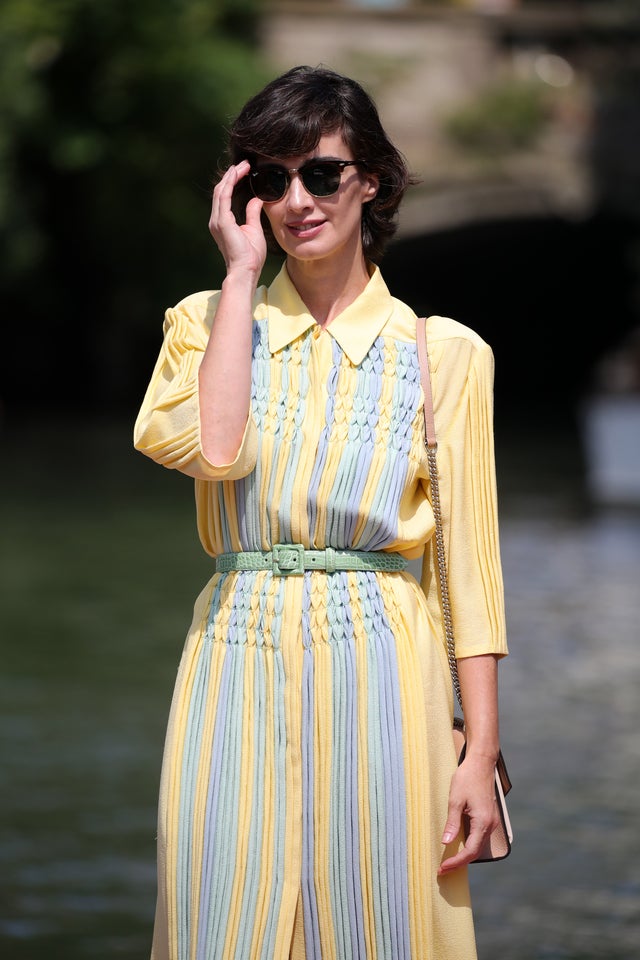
[198,269,257,465]
[200,158,266,467]
[456,653,500,763]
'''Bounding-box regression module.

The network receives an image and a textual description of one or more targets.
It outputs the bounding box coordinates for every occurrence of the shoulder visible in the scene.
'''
[382,291,491,357]
[380,278,495,390]
[166,284,269,334]
[423,317,496,407]
[167,290,220,333]
[173,288,220,314]
[426,314,492,354]
[425,314,494,380]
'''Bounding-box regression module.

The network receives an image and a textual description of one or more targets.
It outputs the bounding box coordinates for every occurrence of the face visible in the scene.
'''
[256,131,379,265]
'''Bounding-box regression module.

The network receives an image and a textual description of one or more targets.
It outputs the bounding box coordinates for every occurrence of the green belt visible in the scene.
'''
[214,544,408,577]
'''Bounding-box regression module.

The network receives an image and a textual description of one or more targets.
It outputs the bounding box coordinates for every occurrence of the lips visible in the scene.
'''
[286,220,325,238]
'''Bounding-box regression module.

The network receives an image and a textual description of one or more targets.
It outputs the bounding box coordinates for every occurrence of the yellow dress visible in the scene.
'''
[134,264,508,960]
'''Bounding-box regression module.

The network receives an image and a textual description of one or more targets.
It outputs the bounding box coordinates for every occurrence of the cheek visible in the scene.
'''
[262,205,283,233]
[262,206,292,253]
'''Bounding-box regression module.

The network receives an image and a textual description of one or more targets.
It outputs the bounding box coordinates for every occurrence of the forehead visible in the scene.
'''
[260,131,352,165]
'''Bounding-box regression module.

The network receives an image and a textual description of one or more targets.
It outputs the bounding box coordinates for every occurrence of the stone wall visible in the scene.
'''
[260,2,598,234]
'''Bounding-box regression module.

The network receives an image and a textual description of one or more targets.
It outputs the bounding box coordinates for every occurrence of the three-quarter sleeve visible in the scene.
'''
[420,320,508,659]
[133,291,258,481]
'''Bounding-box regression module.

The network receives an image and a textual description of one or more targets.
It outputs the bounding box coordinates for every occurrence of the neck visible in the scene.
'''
[286,250,371,327]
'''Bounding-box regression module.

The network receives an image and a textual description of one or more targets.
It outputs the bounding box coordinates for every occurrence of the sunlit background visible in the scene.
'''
[1,1,639,958]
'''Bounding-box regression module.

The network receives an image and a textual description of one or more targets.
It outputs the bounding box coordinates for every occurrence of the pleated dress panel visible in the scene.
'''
[150,319,478,960]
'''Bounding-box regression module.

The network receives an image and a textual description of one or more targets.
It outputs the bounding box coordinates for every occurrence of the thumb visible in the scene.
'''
[245,195,265,227]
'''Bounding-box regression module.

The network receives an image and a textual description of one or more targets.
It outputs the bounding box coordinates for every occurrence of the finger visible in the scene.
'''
[439,831,486,875]
[211,162,251,224]
[438,846,472,875]
[235,158,251,177]
[210,167,240,235]
[439,816,493,875]
[441,809,462,846]
[438,824,470,875]
[212,163,242,205]
[244,195,265,227]
[211,166,236,209]
[218,161,250,200]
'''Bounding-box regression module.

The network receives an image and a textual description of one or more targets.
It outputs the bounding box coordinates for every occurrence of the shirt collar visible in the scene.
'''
[266,263,396,366]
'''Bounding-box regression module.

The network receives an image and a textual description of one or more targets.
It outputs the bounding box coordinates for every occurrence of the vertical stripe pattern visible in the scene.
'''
[152,322,477,959]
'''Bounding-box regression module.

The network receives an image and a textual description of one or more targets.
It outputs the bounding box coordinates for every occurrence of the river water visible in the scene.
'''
[1,421,639,959]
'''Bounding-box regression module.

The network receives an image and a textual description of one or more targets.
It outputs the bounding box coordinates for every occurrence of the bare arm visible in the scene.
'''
[438,652,501,875]
[199,160,266,465]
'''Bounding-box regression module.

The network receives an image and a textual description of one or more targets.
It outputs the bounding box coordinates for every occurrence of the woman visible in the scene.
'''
[134,65,508,960]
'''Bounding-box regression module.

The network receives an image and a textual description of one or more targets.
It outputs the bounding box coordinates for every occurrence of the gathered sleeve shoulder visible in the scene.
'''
[133,291,258,481]
[419,317,508,659]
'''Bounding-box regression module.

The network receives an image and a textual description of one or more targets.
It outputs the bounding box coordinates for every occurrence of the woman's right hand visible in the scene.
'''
[199,161,265,466]
[209,161,266,279]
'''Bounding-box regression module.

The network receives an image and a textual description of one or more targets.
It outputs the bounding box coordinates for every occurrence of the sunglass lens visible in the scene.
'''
[302,162,341,197]
[250,167,287,202]
[250,161,346,201]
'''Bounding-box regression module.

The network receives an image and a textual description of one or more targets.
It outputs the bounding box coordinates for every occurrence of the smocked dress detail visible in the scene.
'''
[134,264,508,960]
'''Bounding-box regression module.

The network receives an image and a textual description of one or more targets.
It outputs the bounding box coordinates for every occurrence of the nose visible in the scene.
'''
[286,170,313,207]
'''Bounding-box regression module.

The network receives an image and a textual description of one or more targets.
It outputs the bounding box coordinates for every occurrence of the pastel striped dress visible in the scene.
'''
[134,264,508,960]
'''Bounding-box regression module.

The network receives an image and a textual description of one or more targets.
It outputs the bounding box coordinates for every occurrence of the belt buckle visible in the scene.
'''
[272,543,305,576]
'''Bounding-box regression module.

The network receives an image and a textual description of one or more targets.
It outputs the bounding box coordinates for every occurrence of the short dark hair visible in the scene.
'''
[224,65,417,263]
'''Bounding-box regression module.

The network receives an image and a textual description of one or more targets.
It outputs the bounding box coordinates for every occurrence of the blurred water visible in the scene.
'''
[471,510,640,960]
[1,421,639,960]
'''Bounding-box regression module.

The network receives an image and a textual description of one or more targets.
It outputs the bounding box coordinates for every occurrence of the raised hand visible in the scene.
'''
[208,160,266,278]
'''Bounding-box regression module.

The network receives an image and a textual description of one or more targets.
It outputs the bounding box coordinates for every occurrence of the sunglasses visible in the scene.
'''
[249,159,366,203]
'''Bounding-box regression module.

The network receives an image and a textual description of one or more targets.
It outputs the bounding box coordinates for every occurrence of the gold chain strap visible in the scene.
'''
[426,443,463,710]
[416,317,463,712]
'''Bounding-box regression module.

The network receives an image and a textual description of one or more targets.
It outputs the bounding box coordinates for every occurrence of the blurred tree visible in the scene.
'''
[444,79,548,156]
[0,0,268,416]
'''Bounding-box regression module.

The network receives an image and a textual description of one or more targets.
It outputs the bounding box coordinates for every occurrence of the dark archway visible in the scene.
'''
[385,212,637,421]
[383,212,638,504]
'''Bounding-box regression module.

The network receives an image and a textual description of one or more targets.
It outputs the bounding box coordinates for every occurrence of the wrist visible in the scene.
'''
[463,743,500,766]
[223,266,261,290]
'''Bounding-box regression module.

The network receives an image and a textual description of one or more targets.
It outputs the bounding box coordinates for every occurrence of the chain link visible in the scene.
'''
[426,445,463,710]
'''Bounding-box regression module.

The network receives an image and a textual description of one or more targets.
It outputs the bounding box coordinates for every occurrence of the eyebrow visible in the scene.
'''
[257,155,347,166]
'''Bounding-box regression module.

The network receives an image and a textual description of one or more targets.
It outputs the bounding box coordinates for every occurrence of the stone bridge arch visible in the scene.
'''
[263,1,640,425]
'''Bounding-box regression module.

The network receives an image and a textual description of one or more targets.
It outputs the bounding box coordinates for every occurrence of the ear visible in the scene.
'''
[362,171,379,202]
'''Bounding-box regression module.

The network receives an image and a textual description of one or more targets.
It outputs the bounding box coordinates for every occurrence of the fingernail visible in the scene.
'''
[442,831,454,844]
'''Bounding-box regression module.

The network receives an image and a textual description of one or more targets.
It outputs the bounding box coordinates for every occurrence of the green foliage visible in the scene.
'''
[444,79,548,156]
[0,0,270,413]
